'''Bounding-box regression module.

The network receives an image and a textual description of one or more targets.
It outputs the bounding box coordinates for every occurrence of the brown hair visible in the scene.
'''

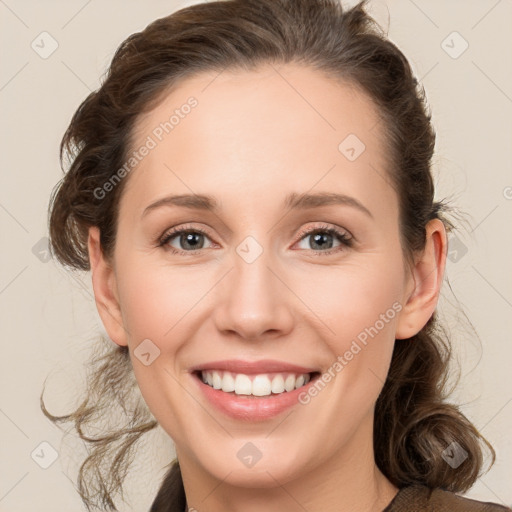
[41,0,496,510]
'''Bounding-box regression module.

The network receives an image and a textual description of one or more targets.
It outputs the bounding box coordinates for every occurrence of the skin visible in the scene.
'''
[88,63,447,512]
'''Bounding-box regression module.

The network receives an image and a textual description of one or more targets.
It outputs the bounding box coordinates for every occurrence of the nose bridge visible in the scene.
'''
[212,238,294,340]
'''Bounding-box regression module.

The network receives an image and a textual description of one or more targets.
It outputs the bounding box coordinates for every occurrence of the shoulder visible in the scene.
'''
[428,486,512,512]
[384,484,512,512]
[149,461,186,512]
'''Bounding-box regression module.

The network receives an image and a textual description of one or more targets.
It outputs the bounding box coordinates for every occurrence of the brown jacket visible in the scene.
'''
[150,481,511,511]
[383,484,512,512]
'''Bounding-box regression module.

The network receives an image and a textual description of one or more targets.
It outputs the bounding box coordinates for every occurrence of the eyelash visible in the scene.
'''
[158,223,353,256]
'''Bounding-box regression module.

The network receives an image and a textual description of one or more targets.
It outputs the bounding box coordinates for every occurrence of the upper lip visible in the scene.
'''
[189,359,319,375]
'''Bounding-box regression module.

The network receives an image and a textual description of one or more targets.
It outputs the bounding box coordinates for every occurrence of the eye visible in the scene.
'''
[158,225,215,254]
[294,224,353,255]
[158,223,353,256]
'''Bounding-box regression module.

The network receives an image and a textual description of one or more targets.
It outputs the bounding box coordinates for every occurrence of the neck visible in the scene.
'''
[178,413,398,512]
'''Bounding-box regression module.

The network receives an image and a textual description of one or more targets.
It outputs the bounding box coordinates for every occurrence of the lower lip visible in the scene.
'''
[192,372,319,421]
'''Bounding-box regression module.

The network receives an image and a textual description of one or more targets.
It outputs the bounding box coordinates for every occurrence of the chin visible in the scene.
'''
[199,445,308,488]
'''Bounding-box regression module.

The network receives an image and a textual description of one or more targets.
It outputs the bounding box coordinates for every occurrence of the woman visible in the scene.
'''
[41,0,511,511]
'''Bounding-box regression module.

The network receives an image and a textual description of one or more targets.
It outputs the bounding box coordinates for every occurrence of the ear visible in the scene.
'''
[88,226,128,347]
[395,218,447,340]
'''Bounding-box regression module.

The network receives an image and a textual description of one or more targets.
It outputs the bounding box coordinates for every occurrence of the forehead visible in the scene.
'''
[120,63,396,222]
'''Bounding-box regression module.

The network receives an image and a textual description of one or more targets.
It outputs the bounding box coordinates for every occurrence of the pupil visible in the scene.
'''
[312,232,333,250]
[182,232,203,250]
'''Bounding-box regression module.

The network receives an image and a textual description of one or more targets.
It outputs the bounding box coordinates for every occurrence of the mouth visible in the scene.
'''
[193,370,322,398]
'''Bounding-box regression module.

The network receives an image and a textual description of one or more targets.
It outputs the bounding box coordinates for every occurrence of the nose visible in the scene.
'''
[212,249,295,342]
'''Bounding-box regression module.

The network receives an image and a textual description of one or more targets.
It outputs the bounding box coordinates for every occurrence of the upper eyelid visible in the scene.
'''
[296,224,352,238]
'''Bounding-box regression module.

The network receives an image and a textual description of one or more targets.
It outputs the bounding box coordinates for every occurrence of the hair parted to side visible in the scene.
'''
[41,0,496,510]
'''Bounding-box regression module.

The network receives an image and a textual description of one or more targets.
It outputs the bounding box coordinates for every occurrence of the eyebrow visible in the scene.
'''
[141,191,373,219]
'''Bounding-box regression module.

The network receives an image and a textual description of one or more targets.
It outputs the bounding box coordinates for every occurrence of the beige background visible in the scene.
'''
[1,0,511,510]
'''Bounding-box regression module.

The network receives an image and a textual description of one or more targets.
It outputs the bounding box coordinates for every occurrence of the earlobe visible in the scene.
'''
[395,219,447,340]
[88,226,128,347]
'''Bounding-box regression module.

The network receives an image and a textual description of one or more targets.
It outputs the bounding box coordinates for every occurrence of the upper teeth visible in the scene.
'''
[200,370,311,396]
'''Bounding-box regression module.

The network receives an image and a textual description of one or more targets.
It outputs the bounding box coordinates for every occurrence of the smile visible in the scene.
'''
[198,370,315,397]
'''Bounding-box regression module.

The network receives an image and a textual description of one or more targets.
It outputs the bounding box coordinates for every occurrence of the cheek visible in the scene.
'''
[116,257,213,342]
[292,258,404,347]
[119,261,198,433]
[292,258,404,409]
[306,264,402,413]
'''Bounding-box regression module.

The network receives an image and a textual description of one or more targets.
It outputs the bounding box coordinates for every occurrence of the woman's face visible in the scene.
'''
[90,64,442,490]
